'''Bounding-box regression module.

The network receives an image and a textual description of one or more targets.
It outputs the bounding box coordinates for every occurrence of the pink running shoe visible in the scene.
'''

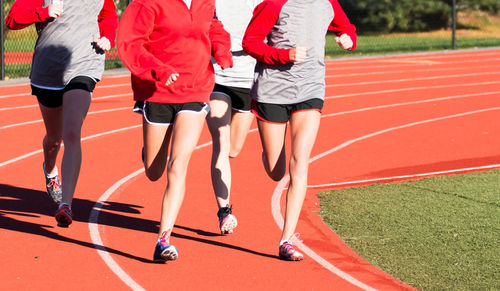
[153,230,178,262]
[55,203,73,227]
[217,206,237,235]
[279,241,304,261]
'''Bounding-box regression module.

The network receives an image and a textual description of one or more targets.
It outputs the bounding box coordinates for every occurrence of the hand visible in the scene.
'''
[335,33,353,50]
[165,73,179,86]
[94,37,111,51]
[289,46,307,62]
[48,3,63,18]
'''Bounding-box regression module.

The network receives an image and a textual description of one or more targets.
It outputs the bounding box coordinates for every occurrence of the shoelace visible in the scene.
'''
[47,178,61,191]
[158,230,171,247]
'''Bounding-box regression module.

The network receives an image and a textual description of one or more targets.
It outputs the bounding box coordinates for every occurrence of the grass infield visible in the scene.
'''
[318,169,500,290]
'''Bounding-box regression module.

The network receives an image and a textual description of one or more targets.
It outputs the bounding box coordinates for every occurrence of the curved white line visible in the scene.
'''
[270,107,500,290]
[0,124,141,168]
[88,168,146,291]
[306,164,500,189]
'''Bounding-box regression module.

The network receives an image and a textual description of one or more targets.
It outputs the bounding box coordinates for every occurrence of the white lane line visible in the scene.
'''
[325,64,500,78]
[0,124,141,168]
[89,168,146,291]
[326,82,500,100]
[0,107,131,130]
[326,71,500,88]
[270,107,500,291]
[323,91,500,117]
[307,164,500,189]
[0,93,132,111]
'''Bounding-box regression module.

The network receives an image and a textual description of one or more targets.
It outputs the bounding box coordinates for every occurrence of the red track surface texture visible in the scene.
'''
[1,49,499,290]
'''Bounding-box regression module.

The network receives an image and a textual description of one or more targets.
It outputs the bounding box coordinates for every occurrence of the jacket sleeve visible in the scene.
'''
[209,16,233,69]
[97,0,119,48]
[5,0,49,30]
[117,1,176,84]
[328,0,357,50]
[242,1,291,65]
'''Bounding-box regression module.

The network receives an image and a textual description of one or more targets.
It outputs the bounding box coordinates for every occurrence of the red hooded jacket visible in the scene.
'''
[117,0,233,103]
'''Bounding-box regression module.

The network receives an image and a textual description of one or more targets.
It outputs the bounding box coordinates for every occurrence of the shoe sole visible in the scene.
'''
[154,247,178,262]
[55,210,72,228]
[279,254,304,261]
[220,214,237,235]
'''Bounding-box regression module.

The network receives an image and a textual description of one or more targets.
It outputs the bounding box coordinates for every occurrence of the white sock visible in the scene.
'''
[279,240,289,246]
[44,164,58,178]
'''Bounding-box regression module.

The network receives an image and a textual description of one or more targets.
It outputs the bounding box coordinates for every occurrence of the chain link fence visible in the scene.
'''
[2,0,500,80]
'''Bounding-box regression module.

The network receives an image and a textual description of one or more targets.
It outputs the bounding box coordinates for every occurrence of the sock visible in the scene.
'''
[279,240,289,246]
[44,164,58,179]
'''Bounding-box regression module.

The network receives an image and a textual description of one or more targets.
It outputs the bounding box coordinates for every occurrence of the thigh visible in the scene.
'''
[170,110,207,161]
[62,89,91,130]
[289,110,321,160]
[38,103,63,138]
[257,118,287,167]
[207,92,231,133]
[143,117,173,169]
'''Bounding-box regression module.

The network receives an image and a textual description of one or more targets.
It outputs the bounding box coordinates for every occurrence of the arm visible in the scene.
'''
[5,0,49,30]
[117,1,176,83]
[242,1,292,65]
[328,0,357,50]
[96,0,119,49]
[209,16,233,69]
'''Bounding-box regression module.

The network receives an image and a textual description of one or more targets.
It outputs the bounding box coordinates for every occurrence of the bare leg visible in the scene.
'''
[281,110,320,241]
[207,93,232,208]
[158,111,206,236]
[142,118,173,182]
[38,104,63,175]
[257,119,287,181]
[229,110,254,158]
[59,89,91,206]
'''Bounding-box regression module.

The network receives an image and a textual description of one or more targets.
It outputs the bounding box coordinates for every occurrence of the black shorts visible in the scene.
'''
[212,83,251,112]
[134,101,210,125]
[251,98,324,124]
[31,76,98,108]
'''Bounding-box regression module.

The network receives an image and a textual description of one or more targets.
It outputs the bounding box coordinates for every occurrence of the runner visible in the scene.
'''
[207,0,263,235]
[242,0,357,260]
[5,0,118,227]
[117,0,232,262]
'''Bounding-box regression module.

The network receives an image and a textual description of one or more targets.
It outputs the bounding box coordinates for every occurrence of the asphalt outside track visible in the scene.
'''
[1,49,499,290]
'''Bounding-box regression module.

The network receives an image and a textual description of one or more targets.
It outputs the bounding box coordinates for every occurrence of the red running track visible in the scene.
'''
[1,49,499,290]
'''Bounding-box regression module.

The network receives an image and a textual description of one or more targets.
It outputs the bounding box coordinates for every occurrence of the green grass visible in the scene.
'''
[318,169,500,291]
[325,34,500,57]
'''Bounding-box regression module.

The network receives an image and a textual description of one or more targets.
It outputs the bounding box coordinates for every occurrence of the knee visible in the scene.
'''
[167,156,189,180]
[289,155,309,177]
[44,135,62,148]
[229,145,242,158]
[62,128,81,146]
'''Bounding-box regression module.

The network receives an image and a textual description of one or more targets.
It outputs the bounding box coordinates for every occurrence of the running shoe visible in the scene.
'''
[153,231,178,262]
[217,205,237,235]
[55,203,73,227]
[43,163,62,204]
[279,241,304,261]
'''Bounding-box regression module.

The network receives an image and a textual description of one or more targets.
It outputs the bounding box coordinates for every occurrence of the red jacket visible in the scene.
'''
[117,0,233,103]
[5,0,118,48]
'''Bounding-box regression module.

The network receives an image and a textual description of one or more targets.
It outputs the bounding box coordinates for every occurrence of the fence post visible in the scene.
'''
[1,0,5,80]
[452,0,457,50]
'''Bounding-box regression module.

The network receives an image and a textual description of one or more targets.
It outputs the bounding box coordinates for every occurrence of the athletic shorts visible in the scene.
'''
[212,83,251,112]
[31,76,98,108]
[251,98,324,124]
[133,101,210,125]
